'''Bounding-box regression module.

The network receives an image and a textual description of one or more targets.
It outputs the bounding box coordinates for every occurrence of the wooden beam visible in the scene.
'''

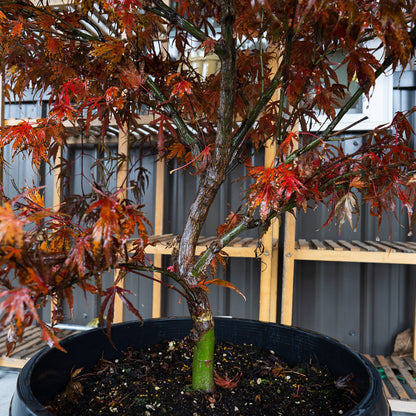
[113,126,129,323]
[151,3,170,317]
[152,159,165,318]
[281,211,296,325]
[259,224,273,321]
[52,147,62,210]
[293,249,416,264]
[258,47,281,322]
[258,139,278,322]
[0,356,27,368]
[145,242,258,257]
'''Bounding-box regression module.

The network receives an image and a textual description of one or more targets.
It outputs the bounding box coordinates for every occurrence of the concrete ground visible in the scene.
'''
[0,366,415,415]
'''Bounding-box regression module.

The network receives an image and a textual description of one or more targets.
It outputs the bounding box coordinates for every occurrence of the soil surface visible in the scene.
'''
[47,338,361,416]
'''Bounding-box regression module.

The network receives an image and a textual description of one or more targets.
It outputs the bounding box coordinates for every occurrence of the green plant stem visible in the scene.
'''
[148,0,210,45]
[192,217,250,278]
[230,71,282,158]
[146,77,201,158]
[286,55,396,164]
[192,326,215,392]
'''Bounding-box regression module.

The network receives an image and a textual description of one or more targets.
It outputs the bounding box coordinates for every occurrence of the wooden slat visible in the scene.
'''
[377,354,410,400]
[365,241,396,252]
[394,241,416,251]
[381,241,415,253]
[391,356,416,395]
[231,237,255,247]
[0,327,39,355]
[311,239,326,250]
[364,354,391,399]
[1,332,43,357]
[227,237,242,246]
[197,236,217,245]
[144,234,258,258]
[0,326,38,343]
[297,239,310,249]
[324,240,343,250]
[404,356,416,373]
[148,234,174,243]
[351,240,378,251]
[0,328,78,368]
[337,240,361,251]
[15,339,48,359]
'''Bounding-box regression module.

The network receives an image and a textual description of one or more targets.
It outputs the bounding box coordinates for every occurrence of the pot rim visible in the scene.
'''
[11,317,389,416]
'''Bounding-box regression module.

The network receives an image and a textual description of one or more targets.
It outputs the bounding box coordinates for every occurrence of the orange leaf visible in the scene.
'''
[171,80,193,98]
[198,279,246,301]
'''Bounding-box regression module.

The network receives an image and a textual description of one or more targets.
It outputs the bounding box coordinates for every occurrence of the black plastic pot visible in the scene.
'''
[10,318,390,415]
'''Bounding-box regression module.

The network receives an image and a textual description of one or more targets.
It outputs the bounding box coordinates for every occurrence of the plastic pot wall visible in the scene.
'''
[10,318,391,415]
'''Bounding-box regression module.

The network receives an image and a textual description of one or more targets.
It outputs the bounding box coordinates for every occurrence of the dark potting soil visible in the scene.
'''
[47,338,361,416]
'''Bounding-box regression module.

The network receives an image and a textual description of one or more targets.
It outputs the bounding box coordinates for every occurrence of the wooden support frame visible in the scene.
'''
[258,140,279,322]
[113,125,129,323]
[281,215,416,359]
[281,211,296,326]
[152,159,165,318]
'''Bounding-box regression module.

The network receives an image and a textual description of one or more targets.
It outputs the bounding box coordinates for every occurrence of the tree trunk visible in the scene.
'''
[187,289,215,392]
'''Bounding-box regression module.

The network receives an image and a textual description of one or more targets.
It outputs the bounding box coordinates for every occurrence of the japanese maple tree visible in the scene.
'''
[0,0,416,395]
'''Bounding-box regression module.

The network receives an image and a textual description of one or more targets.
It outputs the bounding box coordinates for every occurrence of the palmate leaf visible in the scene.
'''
[217,209,243,237]
[333,192,360,233]
[152,113,179,157]
[99,285,143,341]
[0,203,25,248]
[0,288,65,353]
[64,235,94,277]
[198,278,246,301]
[86,191,129,266]
[0,122,52,169]
[247,164,307,221]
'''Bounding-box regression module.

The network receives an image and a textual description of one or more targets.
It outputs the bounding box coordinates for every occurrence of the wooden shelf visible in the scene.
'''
[145,234,277,258]
[282,211,416,362]
[0,327,77,368]
[293,239,416,264]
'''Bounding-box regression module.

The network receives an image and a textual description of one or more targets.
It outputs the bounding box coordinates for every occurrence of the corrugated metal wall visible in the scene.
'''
[3,70,416,355]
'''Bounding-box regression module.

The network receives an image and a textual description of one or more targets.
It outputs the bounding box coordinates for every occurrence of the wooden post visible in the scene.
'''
[152,159,165,318]
[52,146,62,210]
[281,211,296,325]
[269,223,279,322]
[50,145,63,322]
[258,46,282,322]
[114,125,129,323]
[280,120,299,326]
[258,140,278,322]
[150,0,170,318]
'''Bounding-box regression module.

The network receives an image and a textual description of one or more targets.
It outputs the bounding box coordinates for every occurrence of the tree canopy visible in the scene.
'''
[0,0,416,393]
